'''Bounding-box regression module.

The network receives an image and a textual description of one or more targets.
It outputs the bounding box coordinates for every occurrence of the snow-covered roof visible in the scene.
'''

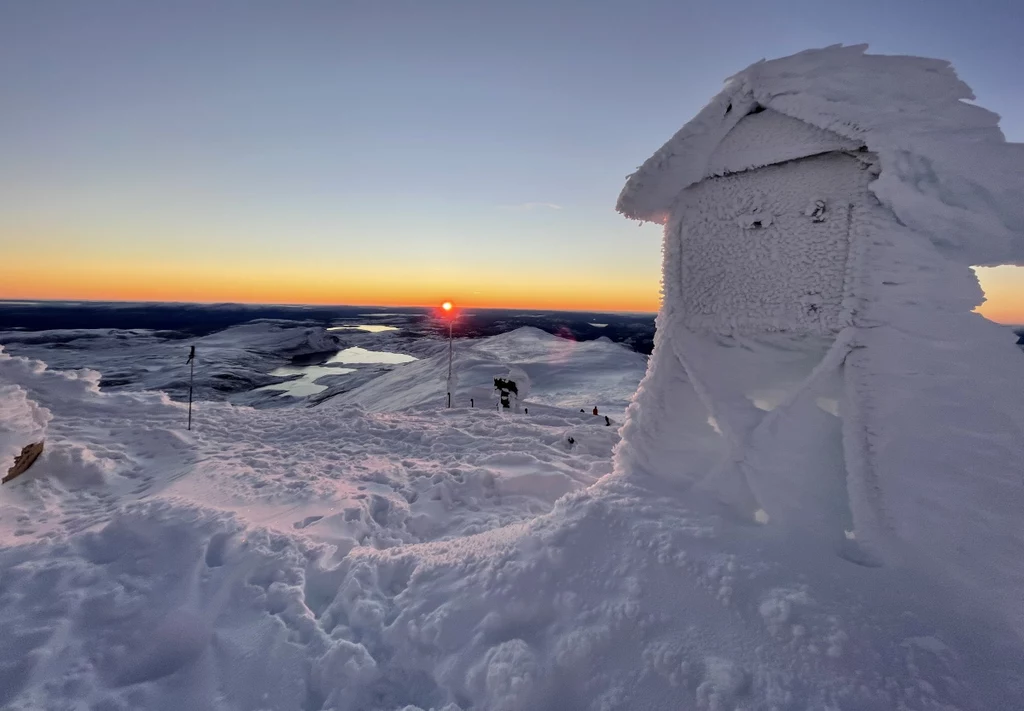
[704,108,860,178]
[618,45,1024,267]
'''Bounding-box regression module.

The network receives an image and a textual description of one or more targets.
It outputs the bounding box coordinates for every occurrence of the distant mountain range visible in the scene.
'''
[0,300,657,354]
[3,300,1020,355]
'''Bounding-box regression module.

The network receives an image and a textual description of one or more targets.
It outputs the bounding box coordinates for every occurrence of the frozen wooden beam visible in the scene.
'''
[3,441,44,484]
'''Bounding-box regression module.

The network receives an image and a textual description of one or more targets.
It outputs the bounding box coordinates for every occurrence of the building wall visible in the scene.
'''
[669,151,873,336]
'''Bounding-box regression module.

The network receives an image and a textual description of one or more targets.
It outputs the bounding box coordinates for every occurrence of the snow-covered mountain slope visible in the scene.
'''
[333,326,647,418]
[0,328,1022,710]
[0,321,447,409]
[0,321,347,404]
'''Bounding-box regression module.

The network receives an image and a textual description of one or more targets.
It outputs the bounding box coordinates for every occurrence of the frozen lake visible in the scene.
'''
[258,346,418,397]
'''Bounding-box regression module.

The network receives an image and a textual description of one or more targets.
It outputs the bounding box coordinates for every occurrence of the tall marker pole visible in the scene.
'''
[186,345,195,430]
[447,319,453,408]
[442,301,454,408]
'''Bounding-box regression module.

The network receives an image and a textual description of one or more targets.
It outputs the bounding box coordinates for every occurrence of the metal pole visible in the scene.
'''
[446,321,453,408]
[187,345,195,430]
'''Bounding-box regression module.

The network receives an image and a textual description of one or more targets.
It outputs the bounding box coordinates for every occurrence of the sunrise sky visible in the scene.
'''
[2,1,1023,321]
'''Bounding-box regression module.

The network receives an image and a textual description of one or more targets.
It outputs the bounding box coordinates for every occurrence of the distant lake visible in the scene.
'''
[258,365,356,396]
[327,324,399,333]
[258,346,417,397]
[326,346,417,365]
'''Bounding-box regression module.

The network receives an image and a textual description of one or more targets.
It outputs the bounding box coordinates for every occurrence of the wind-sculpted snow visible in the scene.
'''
[0,328,1022,709]
[614,45,1024,647]
[618,44,1024,267]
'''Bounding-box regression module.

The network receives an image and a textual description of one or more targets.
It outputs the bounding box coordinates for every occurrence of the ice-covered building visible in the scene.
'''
[615,46,1024,621]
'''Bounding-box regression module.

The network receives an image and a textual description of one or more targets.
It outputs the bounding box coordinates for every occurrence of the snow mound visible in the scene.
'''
[6,478,1017,710]
[618,44,1024,266]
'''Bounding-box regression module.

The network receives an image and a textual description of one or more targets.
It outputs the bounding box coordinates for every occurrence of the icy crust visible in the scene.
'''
[617,44,1024,266]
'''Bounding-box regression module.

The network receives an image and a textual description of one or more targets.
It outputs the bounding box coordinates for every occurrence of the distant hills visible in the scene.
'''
[0,300,657,354]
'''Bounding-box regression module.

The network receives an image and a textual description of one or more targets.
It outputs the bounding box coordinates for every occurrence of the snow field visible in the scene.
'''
[2,327,1024,709]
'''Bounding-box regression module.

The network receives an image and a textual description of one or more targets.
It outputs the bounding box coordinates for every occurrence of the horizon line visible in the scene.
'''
[0,297,659,317]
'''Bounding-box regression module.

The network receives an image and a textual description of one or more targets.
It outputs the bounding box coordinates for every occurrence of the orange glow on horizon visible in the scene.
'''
[4,259,1024,322]
[0,257,662,314]
[0,283,661,313]
[974,266,1024,325]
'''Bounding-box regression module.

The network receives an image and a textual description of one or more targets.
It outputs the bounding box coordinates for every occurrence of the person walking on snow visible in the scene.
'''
[593,406,599,416]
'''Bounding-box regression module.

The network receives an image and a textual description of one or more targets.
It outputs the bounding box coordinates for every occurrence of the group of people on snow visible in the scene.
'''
[580,407,612,426]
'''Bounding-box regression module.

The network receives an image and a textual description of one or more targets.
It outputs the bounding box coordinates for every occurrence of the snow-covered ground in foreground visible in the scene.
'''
[1,326,1023,710]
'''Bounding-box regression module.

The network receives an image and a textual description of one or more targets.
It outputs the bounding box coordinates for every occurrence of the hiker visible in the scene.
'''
[567,436,575,447]
[524,407,528,414]
[470,398,474,408]
[605,415,611,426]
[593,406,599,416]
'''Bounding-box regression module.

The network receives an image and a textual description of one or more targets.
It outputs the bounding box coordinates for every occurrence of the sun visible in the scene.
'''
[441,301,453,312]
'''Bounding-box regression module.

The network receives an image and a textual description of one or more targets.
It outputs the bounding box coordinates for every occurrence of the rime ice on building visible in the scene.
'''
[615,46,1024,621]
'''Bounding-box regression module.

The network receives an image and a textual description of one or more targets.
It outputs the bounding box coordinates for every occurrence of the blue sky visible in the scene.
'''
[2,0,1022,313]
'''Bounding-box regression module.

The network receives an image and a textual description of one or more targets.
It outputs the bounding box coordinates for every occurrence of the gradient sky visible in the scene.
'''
[2,0,1023,319]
